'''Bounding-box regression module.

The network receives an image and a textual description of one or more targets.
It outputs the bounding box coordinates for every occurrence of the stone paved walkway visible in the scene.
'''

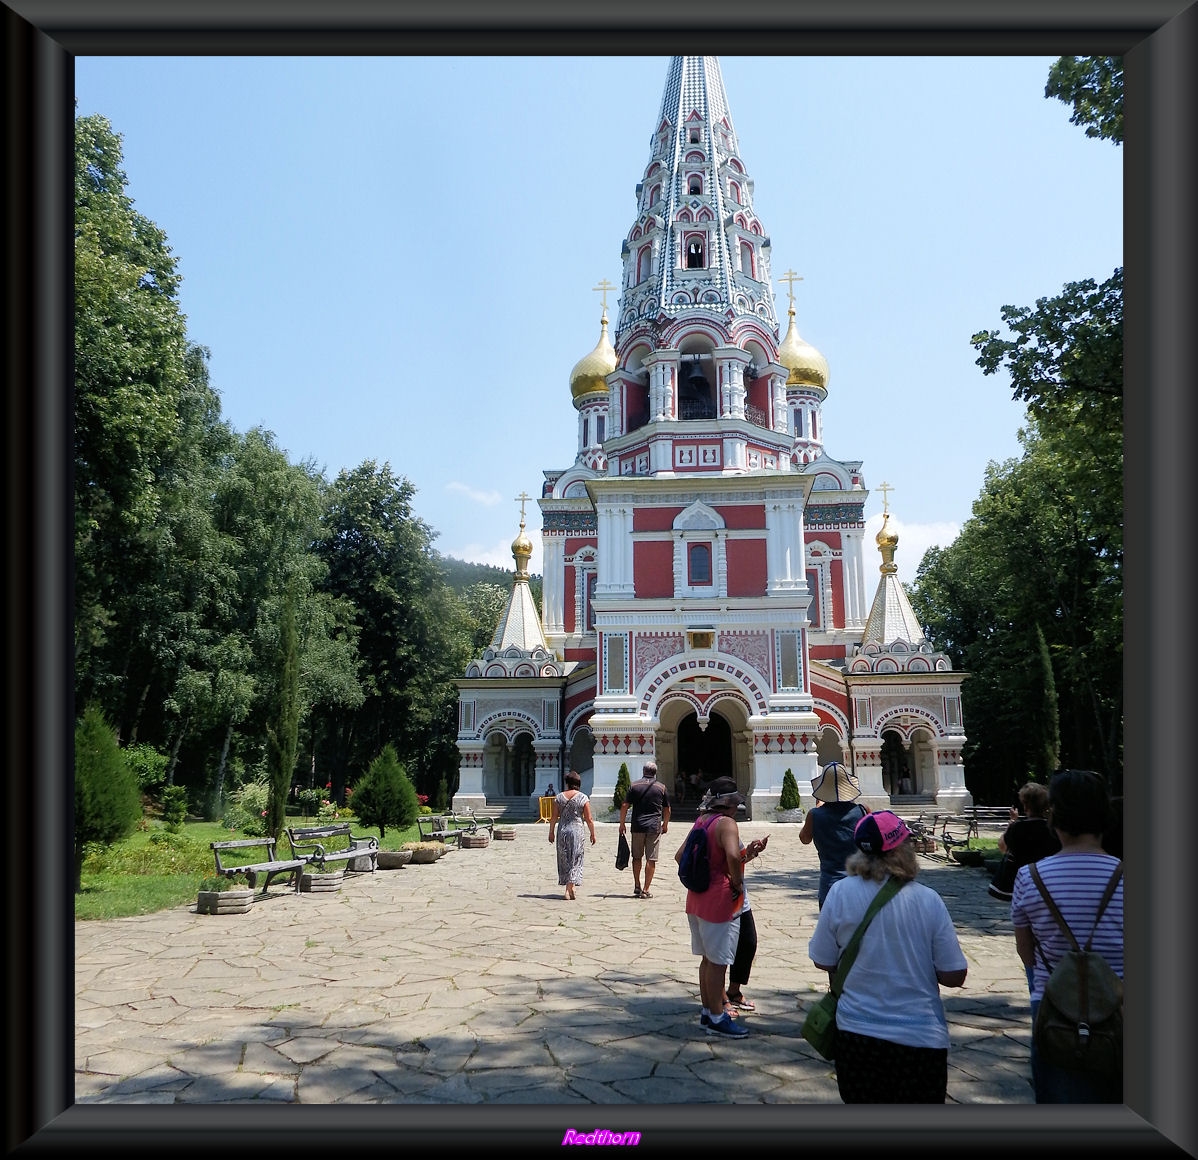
[75,821,1038,1107]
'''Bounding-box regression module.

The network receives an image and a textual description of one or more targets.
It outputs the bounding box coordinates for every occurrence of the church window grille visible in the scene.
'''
[688,542,713,586]
[777,631,802,690]
[604,634,627,693]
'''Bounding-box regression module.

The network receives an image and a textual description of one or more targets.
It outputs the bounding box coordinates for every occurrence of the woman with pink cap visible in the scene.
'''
[807,810,968,1102]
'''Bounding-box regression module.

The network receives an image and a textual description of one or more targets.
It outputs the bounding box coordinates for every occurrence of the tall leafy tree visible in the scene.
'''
[912,56,1122,799]
[312,462,472,798]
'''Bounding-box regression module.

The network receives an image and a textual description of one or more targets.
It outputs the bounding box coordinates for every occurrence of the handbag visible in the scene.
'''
[802,876,903,1060]
[615,831,631,871]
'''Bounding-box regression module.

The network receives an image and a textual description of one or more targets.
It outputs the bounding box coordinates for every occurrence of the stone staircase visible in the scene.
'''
[473,796,536,822]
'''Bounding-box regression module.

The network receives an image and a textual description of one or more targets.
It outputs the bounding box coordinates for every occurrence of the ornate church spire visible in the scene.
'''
[861,485,925,646]
[615,56,776,341]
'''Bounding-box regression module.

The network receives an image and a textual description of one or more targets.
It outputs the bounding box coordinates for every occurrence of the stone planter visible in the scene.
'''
[377,849,413,869]
[407,846,442,864]
[775,808,805,824]
[301,869,344,892]
[196,888,254,915]
[460,832,490,849]
[494,827,516,841]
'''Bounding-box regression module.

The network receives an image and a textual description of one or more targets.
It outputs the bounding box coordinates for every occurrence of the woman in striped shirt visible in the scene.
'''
[1010,768,1123,1103]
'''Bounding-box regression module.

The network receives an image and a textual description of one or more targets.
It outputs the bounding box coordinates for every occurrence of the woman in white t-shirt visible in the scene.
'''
[808,810,968,1103]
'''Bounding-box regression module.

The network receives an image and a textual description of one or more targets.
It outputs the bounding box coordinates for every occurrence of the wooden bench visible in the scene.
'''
[210,838,305,893]
[284,823,379,873]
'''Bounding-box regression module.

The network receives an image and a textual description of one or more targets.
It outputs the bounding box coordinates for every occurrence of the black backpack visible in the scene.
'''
[1030,861,1123,1081]
[677,817,713,892]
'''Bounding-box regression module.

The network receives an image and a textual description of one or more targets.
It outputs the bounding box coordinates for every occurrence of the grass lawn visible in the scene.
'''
[75,815,427,921]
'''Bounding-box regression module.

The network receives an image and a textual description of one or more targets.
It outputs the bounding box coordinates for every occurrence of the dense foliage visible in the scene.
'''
[73,113,513,833]
[910,58,1122,802]
[778,769,802,811]
[613,763,632,813]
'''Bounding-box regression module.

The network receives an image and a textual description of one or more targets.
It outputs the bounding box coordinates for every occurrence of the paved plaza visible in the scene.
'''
[75,820,1039,1108]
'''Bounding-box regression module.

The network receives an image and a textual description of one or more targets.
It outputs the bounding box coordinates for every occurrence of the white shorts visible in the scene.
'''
[688,913,741,965]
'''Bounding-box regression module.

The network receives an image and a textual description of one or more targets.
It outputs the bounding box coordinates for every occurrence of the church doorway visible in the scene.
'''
[676,709,733,790]
[482,731,537,798]
[880,730,912,797]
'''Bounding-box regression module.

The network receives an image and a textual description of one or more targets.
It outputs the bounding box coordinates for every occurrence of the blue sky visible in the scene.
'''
[74,55,1122,588]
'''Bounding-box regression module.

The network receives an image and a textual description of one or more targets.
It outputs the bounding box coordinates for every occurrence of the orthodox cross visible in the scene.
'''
[877,480,893,515]
[778,268,803,310]
[592,279,616,314]
[515,491,532,526]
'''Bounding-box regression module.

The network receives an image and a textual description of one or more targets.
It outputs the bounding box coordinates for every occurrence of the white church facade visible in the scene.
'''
[454,56,970,819]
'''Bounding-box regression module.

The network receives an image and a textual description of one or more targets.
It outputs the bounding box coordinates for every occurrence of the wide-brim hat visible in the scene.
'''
[811,761,861,803]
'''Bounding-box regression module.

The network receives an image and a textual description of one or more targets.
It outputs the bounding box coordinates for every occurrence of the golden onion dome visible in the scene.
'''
[569,310,617,401]
[875,512,899,574]
[511,520,534,579]
[777,307,829,391]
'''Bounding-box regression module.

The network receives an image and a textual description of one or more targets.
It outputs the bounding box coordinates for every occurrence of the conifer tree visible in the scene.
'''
[74,705,142,892]
[613,763,632,813]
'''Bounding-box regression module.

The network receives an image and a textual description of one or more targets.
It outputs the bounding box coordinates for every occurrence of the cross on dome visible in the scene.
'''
[778,268,804,311]
[877,480,893,515]
[592,279,616,315]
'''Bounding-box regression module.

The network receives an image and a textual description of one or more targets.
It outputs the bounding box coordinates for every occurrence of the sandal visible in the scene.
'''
[633,886,643,897]
[641,891,652,899]
[727,994,756,1011]
[722,1003,739,1019]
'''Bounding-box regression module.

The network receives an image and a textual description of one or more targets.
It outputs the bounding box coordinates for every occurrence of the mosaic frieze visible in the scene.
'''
[806,504,865,525]
[720,630,770,674]
[543,510,599,534]
[633,632,686,687]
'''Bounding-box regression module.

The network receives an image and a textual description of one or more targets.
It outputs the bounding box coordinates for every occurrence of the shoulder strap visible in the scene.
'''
[830,876,903,996]
[1030,860,1123,971]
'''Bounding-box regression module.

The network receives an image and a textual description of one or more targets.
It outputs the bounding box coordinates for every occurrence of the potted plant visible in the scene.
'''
[402,840,446,864]
[376,848,414,869]
[776,769,805,823]
[196,872,254,914]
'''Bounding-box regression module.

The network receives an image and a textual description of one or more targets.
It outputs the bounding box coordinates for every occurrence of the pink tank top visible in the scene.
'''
[684,814,744,923]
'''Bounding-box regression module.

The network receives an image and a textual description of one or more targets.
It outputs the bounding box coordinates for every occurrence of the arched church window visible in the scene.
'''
[649,184,661,207]
[739,241,755,277]
[688,543,713,585]
[689,127,700,144]
[686,238,705,269]
[636,245,652,283]
[688,175,703,195]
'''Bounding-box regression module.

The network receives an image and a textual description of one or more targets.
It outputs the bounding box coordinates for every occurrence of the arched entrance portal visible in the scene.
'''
[482,731,537,798]
[677,710,733,784]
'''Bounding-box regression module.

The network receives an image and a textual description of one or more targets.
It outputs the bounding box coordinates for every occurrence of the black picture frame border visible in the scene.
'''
[5,0,1194,1155]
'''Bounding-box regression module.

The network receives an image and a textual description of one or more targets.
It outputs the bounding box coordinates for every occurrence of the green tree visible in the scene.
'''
[913,57,1123,800]
[779,769,802,811]
[1045,56,1123,144]
[613,762,632,813]
[311,461,471,798]
[265,583,301,841]
[351,744,419,839]
[74,705,142,892]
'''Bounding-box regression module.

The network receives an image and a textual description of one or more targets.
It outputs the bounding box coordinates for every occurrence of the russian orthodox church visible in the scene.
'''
[454,56,970,819]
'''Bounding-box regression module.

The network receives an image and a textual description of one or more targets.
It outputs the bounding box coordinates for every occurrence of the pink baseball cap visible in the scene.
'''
[854,810,912,854]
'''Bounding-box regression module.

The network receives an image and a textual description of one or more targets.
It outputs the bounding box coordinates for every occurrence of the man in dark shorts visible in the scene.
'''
[618,760,671,898]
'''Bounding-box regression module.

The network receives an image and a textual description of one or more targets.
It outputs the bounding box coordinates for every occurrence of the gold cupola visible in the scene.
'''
[569,307,617,402]
[875,511,899,575]
[511,513,534,580]
[777,305,829,391]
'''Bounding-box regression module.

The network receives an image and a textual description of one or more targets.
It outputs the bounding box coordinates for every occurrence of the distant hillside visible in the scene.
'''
[438,555,513,593]
[438,555,543,615]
